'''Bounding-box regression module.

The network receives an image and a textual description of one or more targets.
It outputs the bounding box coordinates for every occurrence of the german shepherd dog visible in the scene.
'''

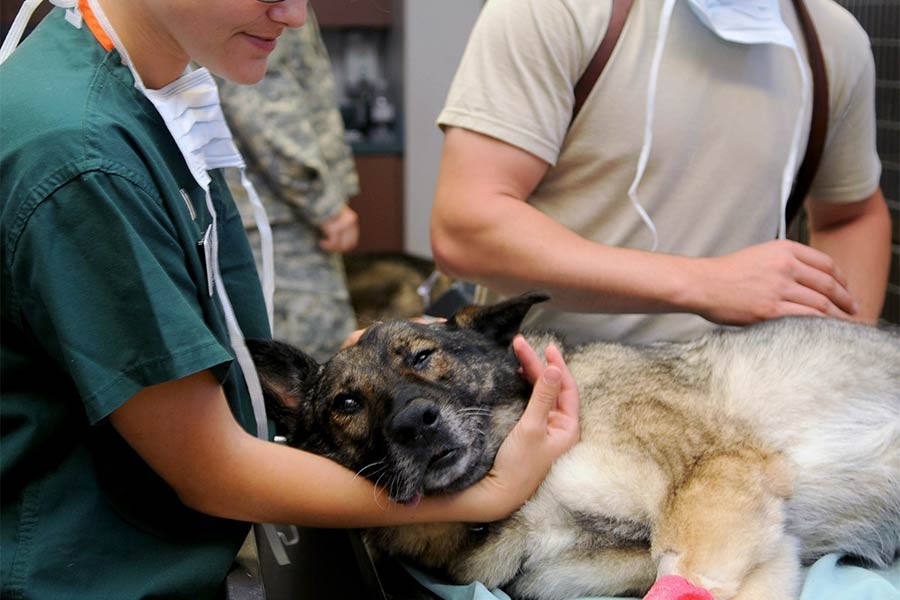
[249,293,900,600]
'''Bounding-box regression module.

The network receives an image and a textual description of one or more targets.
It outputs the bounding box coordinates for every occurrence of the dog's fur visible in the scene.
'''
[249,293,900,600]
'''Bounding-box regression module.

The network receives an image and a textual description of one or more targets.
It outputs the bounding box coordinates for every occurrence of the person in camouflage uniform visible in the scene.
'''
[219,9,360,362]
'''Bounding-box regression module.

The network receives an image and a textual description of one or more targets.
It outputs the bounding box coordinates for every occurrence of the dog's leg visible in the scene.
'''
[506,547,656,600]
[728,534,802,600]
[651,447,796,600]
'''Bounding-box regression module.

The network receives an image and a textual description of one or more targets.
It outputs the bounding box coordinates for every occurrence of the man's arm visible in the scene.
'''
[806,188,892,323]
[431,126,859,325]
[107,338,578,528]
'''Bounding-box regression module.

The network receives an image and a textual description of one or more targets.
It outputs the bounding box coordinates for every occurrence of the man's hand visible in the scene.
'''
[690,239,860,325]
[319,205,359,253]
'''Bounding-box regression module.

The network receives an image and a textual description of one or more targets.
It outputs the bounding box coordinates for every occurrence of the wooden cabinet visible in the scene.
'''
[349,154,404,254]
[311,0,405,254]
[310,0,395,28]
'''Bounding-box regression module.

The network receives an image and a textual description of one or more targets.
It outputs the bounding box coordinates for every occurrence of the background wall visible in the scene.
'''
[402,0,483,258]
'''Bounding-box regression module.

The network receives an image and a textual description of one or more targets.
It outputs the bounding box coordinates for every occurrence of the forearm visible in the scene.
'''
[431,127,702,316]
[432,191,696,315]
[186,426,501,527]
[111,359,578,529]
[807,190,892,322]
[112,370,499,528]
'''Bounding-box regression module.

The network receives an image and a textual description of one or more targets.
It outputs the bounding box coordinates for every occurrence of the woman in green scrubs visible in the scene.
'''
[0,1,580,598]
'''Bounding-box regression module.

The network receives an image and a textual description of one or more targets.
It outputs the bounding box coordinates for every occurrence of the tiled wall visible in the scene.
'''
[837,0,900,324]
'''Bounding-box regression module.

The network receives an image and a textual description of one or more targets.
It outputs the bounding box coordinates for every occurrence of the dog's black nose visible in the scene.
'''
[389,399,441,446]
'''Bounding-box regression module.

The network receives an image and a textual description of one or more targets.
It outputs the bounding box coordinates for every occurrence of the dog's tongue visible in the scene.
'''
[404,492,423,508]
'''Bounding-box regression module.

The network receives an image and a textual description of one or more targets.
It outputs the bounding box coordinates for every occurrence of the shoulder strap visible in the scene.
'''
[785,0,829,228]
[571,0,635,124]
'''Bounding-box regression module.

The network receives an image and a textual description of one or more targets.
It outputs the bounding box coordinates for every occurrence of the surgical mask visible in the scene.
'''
[140,68,275,322]
[685,0,796,47]
[627,0,809,249]
[2,0,291,566]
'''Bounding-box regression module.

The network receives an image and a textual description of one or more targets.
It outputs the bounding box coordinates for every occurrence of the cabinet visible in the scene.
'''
[311,1,484,258]
[311,0,395,28]
[349,154,404,253]
[310,0,405,254]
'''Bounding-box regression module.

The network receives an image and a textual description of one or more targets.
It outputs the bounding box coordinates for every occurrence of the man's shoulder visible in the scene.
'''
[806,0,870,52]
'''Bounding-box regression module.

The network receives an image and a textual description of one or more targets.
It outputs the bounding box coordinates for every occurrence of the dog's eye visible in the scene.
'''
[412,349,433,370]
[331,393,362,415]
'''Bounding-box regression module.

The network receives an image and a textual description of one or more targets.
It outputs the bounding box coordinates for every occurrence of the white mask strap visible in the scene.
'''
[240,170,275,327]
[626,0,677,252]
[82,0,288,564]
[0,0,80,65]
[778,45,811,239]
[201,185,293,567]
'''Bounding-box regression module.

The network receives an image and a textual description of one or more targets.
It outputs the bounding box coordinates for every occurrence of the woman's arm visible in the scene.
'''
[108,337,579,527]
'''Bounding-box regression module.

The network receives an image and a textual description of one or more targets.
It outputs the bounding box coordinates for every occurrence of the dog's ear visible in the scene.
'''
[447,291,550,346]
[246,338,320,438]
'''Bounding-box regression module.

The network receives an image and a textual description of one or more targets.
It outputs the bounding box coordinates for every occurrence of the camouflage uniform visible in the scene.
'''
[219,12,360,362]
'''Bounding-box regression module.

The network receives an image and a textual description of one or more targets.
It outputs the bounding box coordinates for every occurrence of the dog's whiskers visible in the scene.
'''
[372,471,390,510]
[354,459,388,481]
[456,407,492,419]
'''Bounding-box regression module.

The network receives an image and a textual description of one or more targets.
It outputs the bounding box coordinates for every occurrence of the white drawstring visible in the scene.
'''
[85,0,289,565]
[240,170,275,325]
[626,0,678,252]
[777,45,811,239]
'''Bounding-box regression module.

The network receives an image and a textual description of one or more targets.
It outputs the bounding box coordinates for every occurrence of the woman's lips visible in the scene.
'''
[244,33,277,52]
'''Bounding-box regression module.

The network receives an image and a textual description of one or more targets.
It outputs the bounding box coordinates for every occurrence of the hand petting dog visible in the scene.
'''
[458,336,580,522]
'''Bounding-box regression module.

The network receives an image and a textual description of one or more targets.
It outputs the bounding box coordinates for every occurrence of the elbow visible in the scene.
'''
[431,219,479,280]
[171,478,228,519]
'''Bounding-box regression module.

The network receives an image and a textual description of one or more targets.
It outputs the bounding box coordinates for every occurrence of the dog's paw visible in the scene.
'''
[654,551,739,599]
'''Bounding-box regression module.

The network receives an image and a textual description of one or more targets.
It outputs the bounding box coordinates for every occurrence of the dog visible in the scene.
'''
[249,293,900,600]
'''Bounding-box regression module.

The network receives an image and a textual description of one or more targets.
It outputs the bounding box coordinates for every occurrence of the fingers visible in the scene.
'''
[318,226,357,252]
[544,344,579,422]
[519,364,562,434]
[704,241,861,325]
[791,242,848,289]
[791,248,858,317]
[318,207,360,253]
[515,340,580,440]
[512,335,544,385]
[544,344,576,391]
[783,279,856,319]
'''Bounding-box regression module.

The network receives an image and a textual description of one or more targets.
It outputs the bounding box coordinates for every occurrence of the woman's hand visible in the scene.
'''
[445,336,580,522]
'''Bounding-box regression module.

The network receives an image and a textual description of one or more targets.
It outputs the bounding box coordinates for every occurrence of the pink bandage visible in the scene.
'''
[643,575,715,600]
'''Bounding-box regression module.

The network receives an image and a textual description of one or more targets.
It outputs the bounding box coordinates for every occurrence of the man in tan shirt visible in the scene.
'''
[432,0,891,344]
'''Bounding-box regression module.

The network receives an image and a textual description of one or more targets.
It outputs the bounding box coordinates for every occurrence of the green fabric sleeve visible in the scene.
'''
[8,170,234,424]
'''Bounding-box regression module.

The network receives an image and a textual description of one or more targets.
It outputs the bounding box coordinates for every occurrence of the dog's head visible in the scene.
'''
[248,292,549,505]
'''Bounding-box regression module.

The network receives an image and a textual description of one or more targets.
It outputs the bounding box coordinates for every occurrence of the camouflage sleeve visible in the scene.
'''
[219,10,359,227]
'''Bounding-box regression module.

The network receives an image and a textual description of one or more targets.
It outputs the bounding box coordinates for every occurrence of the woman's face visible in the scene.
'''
[127,0,308,86]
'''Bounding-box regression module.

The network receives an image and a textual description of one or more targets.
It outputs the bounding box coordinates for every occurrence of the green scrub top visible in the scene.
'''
[1,9,271,599]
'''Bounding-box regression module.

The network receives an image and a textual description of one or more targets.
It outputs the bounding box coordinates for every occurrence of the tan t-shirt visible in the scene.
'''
[438,0,880,344]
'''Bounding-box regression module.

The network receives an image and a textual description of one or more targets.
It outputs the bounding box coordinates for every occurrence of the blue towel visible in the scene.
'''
[405,554,900,600]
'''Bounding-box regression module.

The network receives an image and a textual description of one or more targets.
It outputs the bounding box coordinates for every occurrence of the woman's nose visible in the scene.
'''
[267,0,307,28]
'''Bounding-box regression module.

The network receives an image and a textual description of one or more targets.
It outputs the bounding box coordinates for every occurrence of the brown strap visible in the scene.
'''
[571,0,635,124]
[785,0,829,228]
